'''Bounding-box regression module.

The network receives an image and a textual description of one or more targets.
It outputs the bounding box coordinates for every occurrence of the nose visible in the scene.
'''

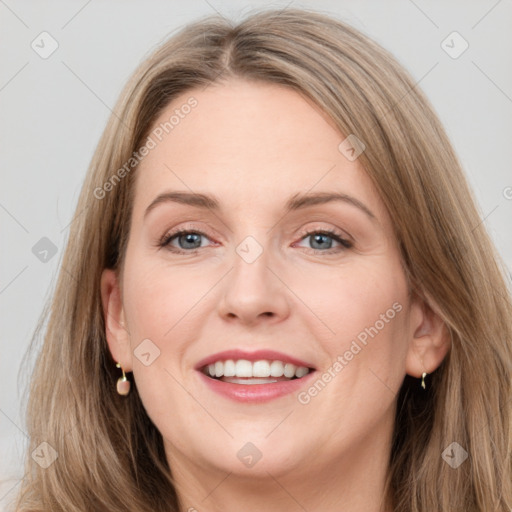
[217,239,291,326]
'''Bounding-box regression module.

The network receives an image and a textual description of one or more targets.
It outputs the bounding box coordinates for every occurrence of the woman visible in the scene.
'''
[14,8,512,512]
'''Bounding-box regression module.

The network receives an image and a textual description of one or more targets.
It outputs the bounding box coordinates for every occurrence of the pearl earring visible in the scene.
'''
[116,363,131,396]
[421,372,427,390]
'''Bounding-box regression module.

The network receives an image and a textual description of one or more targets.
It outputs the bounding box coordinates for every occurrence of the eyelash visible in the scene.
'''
[157,227,353,255]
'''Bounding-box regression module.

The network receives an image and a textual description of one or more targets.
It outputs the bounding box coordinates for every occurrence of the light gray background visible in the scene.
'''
[1,0,511,508]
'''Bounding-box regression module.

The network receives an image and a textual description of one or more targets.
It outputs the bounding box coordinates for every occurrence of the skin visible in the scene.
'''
[101,77,450,512]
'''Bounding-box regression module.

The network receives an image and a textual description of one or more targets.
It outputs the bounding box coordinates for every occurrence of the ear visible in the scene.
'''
[405,294,450,378]
[100,268,133,372]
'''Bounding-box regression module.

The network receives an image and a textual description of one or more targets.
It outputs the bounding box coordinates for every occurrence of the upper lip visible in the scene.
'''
[194,349,316,371]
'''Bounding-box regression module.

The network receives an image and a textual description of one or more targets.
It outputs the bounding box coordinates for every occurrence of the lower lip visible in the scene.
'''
[197,370,317,403]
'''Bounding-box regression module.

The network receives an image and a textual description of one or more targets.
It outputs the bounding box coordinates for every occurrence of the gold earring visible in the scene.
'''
[116,363,131,396]
[421,372,427,390]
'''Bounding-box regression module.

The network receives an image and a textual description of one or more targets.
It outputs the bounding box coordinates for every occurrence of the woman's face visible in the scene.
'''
[102,78,435,486]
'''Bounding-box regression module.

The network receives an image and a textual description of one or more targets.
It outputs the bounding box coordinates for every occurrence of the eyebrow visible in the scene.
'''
[144,190,377,222]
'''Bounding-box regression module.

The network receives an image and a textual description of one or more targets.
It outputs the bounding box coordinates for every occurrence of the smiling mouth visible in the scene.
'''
[201,359,314,385]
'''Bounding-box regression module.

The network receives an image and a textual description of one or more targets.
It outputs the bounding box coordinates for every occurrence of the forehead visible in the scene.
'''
[132,78,386,221]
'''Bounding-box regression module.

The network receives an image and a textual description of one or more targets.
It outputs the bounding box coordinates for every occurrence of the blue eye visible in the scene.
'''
[158,228,352,255]
[295,229,353,253]
[159,230,208,252]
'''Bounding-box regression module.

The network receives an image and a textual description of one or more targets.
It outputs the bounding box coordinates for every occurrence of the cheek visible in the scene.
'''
[292,257,408,342]
[121,260,203,439]
[123,258,211,341]
[291,258,411,395]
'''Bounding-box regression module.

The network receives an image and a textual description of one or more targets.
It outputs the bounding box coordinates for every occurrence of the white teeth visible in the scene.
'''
[284,363,296,378]
[223,359,236,377]
[269,360,284,377]
[204,359,311,379]
[295,366,309,378]
[222,377,278,385]
[235,360,253,377]
[253,360,271,377]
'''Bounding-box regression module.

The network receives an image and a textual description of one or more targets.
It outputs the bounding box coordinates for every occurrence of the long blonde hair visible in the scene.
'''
[14,8,512,511]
